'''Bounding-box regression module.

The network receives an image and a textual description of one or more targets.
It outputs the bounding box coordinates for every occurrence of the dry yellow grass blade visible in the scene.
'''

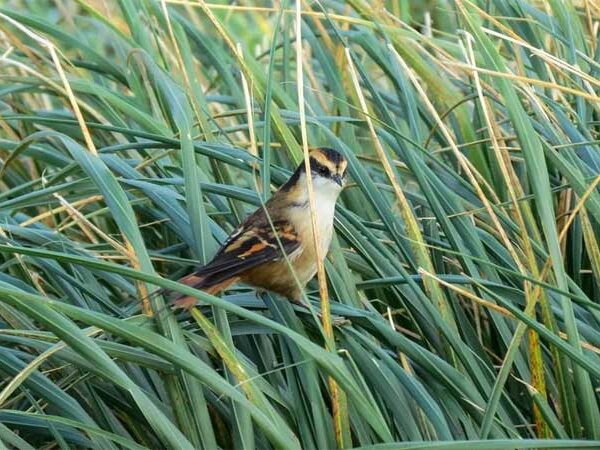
[0,327,103,407]
[294,2,347,447]
[0,12,98,156]
[20,195,103,228]
[391,43,526,274]
[462,32,549,435]
[419,268,600,357]
[345,46,455,331]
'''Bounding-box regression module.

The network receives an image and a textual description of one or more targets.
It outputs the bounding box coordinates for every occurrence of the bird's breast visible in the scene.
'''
[285,196,335,284]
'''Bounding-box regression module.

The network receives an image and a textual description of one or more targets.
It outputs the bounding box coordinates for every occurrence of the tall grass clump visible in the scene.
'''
[0,0,600,448]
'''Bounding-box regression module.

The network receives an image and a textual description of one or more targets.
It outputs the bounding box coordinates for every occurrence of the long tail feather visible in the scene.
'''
[132,270,240,326]
[172,274,239,310]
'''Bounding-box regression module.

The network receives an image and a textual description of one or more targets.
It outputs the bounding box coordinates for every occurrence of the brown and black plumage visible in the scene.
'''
[174,147,347,308]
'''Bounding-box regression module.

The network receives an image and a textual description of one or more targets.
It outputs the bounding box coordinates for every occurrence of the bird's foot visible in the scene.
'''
[334,315,351,326]
[324,313,350,327]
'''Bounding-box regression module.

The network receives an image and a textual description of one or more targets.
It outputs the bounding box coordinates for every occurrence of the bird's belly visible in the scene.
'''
[240,225,332,300]
[291,220,333,285]
[241,203,335,300]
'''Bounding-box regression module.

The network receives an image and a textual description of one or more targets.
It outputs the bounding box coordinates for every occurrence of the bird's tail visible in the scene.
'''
[129,272,238,330]
[136,273,239,315]
[171,273,239,310]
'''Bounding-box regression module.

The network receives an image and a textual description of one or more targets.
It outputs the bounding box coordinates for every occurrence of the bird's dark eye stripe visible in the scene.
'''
[309,157,331,177]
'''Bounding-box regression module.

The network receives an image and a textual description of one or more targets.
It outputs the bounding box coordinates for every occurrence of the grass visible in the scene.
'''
[0,0,600,448]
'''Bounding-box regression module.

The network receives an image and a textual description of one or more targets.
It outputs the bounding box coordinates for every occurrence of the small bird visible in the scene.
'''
[173,147,347,309]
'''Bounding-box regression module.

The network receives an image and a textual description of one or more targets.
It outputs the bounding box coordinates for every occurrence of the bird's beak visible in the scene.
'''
[332,174,344,187]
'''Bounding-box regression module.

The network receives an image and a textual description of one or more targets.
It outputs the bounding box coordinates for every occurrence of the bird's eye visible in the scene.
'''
[319,166,328,176]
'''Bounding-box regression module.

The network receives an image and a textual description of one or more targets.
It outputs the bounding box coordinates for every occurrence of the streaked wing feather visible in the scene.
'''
[190,219,300,285]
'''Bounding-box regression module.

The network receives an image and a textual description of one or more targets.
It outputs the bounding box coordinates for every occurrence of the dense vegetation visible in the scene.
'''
[1,0,600,448]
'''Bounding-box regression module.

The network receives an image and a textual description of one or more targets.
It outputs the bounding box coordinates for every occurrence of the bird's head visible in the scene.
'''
[306,147,347,192]
[280,147,347,203]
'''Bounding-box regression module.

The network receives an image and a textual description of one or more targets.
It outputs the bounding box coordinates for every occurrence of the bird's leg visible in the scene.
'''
[329,315,351,326]
[316,307,350,326]
[290,296,311,308]
[255,289,276,309]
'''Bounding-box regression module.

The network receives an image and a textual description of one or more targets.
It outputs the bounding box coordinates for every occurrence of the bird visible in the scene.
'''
[172,147,347,309]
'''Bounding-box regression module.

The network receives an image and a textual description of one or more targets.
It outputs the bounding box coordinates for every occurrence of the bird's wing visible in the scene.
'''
[186,219,301,287]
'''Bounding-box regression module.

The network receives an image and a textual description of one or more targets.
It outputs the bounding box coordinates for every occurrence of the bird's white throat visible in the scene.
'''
[295,173,342,214]
[292,173,341,249]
